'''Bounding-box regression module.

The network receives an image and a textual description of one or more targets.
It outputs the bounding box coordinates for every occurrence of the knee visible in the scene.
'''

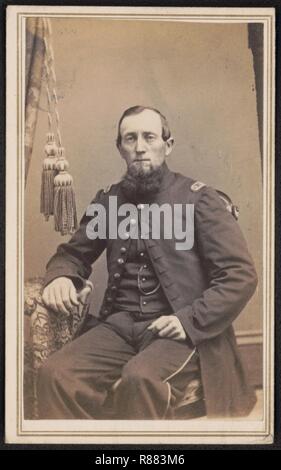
[121,361,153,387]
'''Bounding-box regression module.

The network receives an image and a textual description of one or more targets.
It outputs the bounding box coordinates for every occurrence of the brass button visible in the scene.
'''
[117,258,124,265]
[143,264,147,269]
[142,301,147,305]
[120,247,127,253]
[114,273,121,279]
[140,252,144,257]
[137,203,145,210]
[103,309,109,315]
[107,297,113,302]
[111,285,117,291]
[142,277,146,282]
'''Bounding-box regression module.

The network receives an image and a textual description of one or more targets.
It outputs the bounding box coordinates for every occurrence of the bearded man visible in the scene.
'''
[38,106,258,419]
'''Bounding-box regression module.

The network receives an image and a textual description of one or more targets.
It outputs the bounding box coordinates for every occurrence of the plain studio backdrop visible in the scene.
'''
[25,18,262,346]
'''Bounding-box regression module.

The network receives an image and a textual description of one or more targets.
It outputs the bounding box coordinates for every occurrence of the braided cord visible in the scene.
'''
[43,19,62,147]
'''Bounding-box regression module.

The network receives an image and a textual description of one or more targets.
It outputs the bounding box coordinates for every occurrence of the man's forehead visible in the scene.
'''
[120,110,162,135]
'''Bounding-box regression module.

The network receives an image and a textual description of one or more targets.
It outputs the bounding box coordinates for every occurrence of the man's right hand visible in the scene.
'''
[42,277,80,316]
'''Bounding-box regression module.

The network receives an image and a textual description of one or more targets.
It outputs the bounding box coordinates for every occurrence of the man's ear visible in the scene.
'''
[116,141,125,159]
[165,137,174,157]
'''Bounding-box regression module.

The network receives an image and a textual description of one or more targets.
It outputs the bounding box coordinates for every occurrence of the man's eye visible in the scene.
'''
[125,136,134,143]
[146,135,155,141]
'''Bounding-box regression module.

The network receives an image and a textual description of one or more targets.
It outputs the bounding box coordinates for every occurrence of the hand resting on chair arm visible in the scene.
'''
[42,276,92,316]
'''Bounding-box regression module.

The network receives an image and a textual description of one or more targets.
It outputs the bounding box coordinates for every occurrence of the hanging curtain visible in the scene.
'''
[248,23,263,167]
[25,18,45,186]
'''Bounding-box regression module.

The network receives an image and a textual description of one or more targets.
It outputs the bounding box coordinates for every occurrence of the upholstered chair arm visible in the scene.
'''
[24,277,93,419]
[24,277,93,370]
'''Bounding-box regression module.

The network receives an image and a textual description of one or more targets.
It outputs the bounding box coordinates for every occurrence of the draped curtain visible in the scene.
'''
[25,18,45,186]
[248,23,264,166]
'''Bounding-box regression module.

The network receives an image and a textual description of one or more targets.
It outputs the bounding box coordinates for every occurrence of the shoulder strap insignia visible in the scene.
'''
[190,181,206,192]
[103,184,112,194]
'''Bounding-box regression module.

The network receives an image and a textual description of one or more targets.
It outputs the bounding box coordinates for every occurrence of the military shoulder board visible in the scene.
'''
[190,181,206,192]
[190,181,239,220]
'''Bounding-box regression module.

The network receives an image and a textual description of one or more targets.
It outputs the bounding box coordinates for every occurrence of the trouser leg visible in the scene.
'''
[115,336,199,420]
[37,322,135,419]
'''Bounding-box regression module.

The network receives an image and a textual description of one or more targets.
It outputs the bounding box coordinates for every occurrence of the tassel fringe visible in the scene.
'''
[40,168,57,219]
[54,185,78,235]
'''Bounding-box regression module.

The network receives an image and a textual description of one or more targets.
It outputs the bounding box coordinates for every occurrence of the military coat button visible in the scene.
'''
[114,273,121,279]
[117,258,124,265]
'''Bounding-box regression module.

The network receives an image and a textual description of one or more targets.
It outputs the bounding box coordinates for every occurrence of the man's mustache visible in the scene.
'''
[127,160,152,174]
[133,158,150,162]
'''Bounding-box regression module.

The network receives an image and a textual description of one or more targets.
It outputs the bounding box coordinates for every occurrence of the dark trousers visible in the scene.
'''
[37,311,200,419]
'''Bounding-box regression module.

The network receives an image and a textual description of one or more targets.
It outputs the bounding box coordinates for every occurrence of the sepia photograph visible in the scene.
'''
[5,6,275,444]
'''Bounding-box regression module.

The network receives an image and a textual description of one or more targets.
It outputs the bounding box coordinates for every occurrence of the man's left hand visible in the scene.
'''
[147,315,187,341]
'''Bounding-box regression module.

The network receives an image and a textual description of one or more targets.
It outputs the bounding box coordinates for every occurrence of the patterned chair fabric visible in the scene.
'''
[24,277,92,418]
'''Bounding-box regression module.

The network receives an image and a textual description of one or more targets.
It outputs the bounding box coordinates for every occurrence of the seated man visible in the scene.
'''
[38,105,258,419]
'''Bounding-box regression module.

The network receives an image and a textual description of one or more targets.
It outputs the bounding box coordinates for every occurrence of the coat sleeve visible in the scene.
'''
[175,187,258,345]
[43,190,107,290]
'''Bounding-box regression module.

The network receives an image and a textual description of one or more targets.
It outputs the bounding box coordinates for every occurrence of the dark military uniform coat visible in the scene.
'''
[44,165,258,417]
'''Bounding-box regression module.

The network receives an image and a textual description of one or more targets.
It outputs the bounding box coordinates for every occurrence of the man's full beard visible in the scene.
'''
[120,163,165,203]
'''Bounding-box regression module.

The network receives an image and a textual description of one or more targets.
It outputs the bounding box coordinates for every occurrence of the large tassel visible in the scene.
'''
[40,133,58,220]
[53,147,78,235]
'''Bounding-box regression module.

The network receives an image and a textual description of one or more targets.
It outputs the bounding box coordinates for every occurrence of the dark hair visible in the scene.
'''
[116,105,171,147]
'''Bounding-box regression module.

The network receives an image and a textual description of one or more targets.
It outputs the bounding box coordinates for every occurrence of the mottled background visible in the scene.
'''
[25,18,262,336]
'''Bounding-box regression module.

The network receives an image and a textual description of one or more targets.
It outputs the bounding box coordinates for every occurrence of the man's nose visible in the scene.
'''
[136,136,146,153]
